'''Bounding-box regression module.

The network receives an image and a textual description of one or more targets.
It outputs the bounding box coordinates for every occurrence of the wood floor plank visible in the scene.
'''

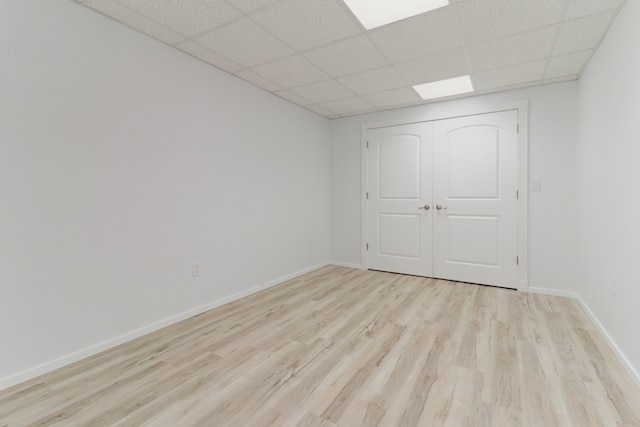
[517,340,560,427]
[1,266,639,426]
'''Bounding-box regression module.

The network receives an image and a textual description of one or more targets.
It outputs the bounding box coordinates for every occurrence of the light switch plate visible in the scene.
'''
[192,262,201,277]
[530,180,542,192]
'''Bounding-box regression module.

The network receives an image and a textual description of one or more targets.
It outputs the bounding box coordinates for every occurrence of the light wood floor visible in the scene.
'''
[1,266,639,426]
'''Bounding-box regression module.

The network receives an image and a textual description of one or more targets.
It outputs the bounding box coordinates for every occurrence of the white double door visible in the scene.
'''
[366,110,518,288]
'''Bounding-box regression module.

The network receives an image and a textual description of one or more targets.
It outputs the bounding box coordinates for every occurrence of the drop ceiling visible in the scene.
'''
[74,0,625,118]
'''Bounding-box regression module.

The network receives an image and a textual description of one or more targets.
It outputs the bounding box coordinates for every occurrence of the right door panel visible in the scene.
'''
[433,110,518,287]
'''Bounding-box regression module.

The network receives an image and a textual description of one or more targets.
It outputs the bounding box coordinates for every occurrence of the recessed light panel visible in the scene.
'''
[343,0,449,30]
[413,75,474,100]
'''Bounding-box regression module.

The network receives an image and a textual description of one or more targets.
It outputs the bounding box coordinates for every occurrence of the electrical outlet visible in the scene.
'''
[192,262,201,278]
[612,275,617,296]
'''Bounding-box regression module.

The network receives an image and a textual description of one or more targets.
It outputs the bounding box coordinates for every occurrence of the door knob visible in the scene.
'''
[418,204,430,210]
[436,204,447,210]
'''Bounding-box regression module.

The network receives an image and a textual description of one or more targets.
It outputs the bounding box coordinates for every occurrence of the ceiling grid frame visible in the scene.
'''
[75,0,627,118]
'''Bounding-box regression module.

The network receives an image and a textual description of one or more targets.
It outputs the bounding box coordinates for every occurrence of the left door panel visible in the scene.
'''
[366,122,433,277]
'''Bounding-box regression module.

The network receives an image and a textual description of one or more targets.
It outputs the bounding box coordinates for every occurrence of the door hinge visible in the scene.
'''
[516,256,519,265]
[517,124,520,133]
[366,192,369,199]
[367,243,369,251]
[516,190,519,200]
[366,141,369,148]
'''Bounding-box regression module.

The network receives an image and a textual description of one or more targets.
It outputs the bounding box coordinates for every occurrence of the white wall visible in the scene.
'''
[576,0,640,378]
[8,0,638,393]
[330,83,579,293]
[0,0,330,386]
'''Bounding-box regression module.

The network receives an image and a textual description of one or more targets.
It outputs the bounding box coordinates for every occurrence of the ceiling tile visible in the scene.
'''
[304,35,388,77]
[80,0,622,119]
[195,18,293,67]
[369,8,463,63]
[85,0,186,45]
[395,49,469,85]
[544,50,592,79]
[457,0,565,44]
[337,67,405,95]
[114,0,241,37]
[290,80,354,104]
[473,60,547,91]
[362,87,422,108]
[467,27,556,72]
[225,0,280,13]
[554,12,614,55]
[274,90,313,106]
[234,68,282,91]
[251,55,328,88]
[318,97,373,116]
[177,40,243,72]
[251,0,363,51]
[565,0,624,20]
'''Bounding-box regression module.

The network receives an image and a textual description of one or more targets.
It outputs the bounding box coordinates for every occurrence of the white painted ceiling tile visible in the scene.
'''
[252,0,363,51]
[566,0,624,20]
[554,12,614,55]
[274,90,313,106]
[235,68,283,91]
[362,87,422,108]
[475,80,543,94]
[545,50,593,79]
[177,40,243,72]
[337,67,405,95]
[290,80,354,104]
[251,55,329,88]
[304,35,388,77]
[467,27,557,72]
[318,97,373,116]
[114,0,241,37]
[195,18,293,67]
[86,0,186,45]
[225,0,280,13]
[457,0,565,43]
[80,0,623,118]
[473,60,547,91]
[395,49,469,85]
[369,8,463,63]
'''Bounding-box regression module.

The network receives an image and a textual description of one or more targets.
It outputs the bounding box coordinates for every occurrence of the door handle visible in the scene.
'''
[436,204,447,210]
[418,204,430,210]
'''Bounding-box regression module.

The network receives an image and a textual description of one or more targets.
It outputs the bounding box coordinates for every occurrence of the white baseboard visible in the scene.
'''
[261,262,329,288]
[0,262,329,392]
[5,267,638,396]
[328,261,365,270]
[527,286,579,299]
[576,296,640,390]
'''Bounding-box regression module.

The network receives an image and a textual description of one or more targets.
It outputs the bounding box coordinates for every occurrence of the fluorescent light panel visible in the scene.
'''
[413,75,474,100]
[342,0,449,30]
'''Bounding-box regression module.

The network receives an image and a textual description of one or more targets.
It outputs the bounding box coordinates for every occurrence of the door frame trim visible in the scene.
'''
[361,100,529,291]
